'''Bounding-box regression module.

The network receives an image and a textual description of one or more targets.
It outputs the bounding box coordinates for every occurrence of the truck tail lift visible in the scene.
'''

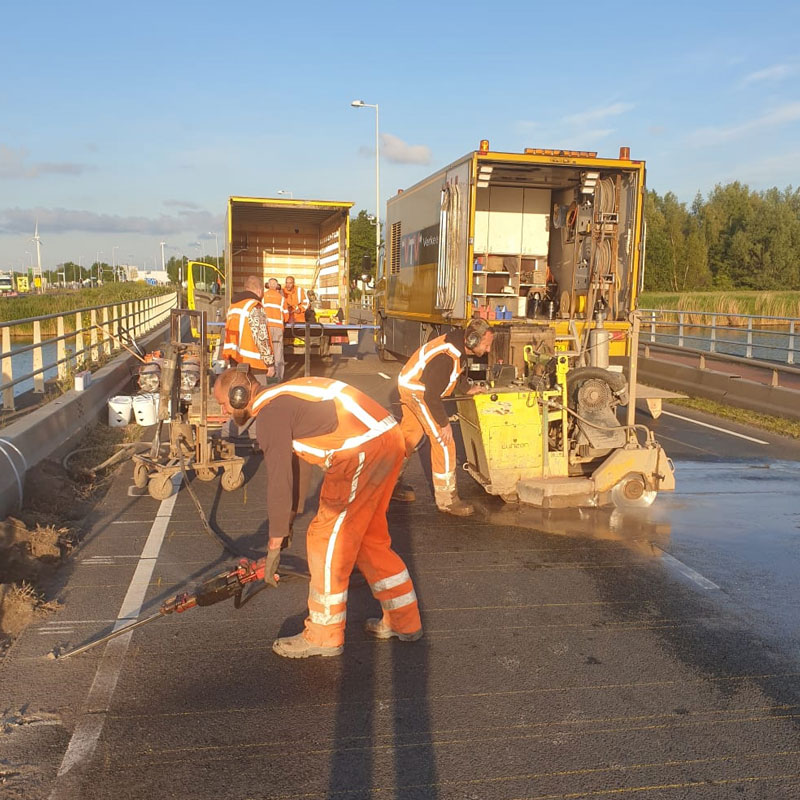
[58,557,276,659]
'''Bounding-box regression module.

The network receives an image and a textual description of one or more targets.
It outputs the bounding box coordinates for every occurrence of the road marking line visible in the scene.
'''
[654,547,720,591]
[49,476,181,798]
[378,372,391,380]
[660,410,769,444]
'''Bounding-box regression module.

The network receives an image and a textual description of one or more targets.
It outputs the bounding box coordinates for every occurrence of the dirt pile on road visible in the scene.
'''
[0,518,67,637]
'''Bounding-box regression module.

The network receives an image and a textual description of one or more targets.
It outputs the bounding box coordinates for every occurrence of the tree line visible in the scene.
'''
[643,183,800,292]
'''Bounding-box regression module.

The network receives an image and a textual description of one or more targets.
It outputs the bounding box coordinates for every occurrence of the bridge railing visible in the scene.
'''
[639,308,798,366]
[1,292,178,411]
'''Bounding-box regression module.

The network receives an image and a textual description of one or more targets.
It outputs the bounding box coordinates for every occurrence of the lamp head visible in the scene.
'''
[351,100,365,107]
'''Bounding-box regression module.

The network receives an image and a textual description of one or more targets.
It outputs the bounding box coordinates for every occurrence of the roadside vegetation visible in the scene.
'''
[638,291,800,322]
[669,395,800,440]
[0,283,174,336]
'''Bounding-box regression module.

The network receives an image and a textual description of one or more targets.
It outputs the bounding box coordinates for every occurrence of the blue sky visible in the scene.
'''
[1,0,799,271]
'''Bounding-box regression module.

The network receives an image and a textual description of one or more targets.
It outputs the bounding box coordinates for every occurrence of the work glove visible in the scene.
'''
[264,547,281,587]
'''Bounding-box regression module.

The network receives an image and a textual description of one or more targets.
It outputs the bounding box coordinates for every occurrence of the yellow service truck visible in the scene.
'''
[374,141,674,509]
[225,196,363,358]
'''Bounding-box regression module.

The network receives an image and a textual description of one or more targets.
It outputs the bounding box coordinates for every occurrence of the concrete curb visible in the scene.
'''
[0,325,169,520]
[637,354,800,422]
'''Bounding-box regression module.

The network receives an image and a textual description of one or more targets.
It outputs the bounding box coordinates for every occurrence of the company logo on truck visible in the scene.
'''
[400,224,439,268]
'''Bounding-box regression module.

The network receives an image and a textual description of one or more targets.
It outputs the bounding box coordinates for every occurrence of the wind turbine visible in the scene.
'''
[31,221,43,286]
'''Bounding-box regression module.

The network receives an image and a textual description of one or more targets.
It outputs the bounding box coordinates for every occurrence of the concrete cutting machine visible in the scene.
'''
[457,321,675,509]
[132,309,245,500]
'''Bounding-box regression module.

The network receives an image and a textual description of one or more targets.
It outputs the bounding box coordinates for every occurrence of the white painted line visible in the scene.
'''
[378,372,391,380]
[654,547,720,591]
[660,410,769,445]
[110,520,154,525]
[49,476,181,798]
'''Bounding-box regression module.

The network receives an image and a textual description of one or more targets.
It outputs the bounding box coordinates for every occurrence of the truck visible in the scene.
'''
[374,141,675,509]
[0,272,15,295]
[225,196,363,359]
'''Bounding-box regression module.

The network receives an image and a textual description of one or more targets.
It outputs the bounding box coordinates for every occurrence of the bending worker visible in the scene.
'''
[283,275,309,323]
[396,317,494,516]
[213,369,422,659]
[263,277,288,381]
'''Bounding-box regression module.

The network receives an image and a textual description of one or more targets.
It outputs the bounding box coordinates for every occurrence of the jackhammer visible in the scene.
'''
[58,557,276,659]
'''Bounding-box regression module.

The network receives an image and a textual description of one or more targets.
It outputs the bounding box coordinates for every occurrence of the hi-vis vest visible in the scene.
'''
[398,335,463,396]
[223,298,271,368]
[284,286,309,322]
[262,288,288,328]
[251,378,397,466]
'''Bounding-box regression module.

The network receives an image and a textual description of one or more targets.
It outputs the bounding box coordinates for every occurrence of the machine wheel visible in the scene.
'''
[500,492,519,504]
[148,473,174,500]
[195,467,218,481]
[221,469,245,492]
[133,462,149,489]
[611,474,656,509]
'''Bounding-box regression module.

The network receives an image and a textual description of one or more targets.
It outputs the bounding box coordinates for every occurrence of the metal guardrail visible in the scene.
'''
[639,308,798,365]
[0,292,178,411]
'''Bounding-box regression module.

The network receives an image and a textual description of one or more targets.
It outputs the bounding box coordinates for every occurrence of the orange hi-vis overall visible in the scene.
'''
[397,335,463,498]
[252,378,421,647]
[223,298,272,369]
[262,288,288,329]
[283,286,309,323]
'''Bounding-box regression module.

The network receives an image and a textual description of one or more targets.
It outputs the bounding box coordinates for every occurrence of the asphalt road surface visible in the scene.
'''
[2,352,800,799]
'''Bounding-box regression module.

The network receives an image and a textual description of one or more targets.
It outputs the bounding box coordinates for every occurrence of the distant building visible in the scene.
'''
[137,269,170,285]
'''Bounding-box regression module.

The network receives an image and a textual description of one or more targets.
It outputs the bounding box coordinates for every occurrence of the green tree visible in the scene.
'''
[349,209,381,284]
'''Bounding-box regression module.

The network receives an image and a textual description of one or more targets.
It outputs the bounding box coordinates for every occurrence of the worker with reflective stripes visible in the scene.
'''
[283,275,309,323]
[223,275,275,382]
[396,318,494,516]
[213,370,422,659]
[263,277,288,381]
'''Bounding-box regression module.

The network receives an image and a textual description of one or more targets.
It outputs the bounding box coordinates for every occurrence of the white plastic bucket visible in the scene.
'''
[108,396,133,427]
[132,393,158,426]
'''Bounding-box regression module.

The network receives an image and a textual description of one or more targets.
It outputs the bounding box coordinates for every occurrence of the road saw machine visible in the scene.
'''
[375,141,675,508]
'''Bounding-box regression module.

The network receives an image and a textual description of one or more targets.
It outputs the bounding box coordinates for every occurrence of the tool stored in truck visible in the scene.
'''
[375,141,674,508]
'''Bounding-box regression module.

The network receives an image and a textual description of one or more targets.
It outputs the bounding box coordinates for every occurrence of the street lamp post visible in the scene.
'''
[208,231,219,286]
[277,190,293,199]
[111,246,119,282]
[350,100,380,275]
[96,250,103,285]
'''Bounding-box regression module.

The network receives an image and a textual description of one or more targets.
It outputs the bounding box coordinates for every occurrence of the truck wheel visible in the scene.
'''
[133,462,149,489]
[221,469,245,492]
[195,467,217,481]
[148,473,174,500]
[611,474,656,509]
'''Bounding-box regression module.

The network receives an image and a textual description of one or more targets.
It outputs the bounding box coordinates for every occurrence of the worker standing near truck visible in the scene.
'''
[396,318,493,516]
[263,277,288,381]
[223,275,276,383]
[283,275,309,323]
[212,369,423,659]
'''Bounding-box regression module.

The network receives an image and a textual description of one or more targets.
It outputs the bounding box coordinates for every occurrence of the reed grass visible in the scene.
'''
[639,291,800,325]
[0,285,173,336]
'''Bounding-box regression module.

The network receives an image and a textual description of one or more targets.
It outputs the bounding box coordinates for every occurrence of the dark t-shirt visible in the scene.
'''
[255,396,338,538]
[419,330,471,426]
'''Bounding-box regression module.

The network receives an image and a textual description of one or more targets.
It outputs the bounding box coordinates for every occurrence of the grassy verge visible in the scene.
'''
[639,291,800,322]
[668,395,800,439]
[1,284,174,335]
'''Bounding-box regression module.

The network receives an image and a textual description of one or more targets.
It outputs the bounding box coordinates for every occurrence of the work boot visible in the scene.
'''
[391,482,416,502]
[436,497,474,517]
[272,633,343,659]
[364,618,423,642]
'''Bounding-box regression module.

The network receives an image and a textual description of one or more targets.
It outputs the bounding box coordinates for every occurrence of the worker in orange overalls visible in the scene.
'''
[213,369,422,659]
[263,277,289,381]
[396,318,493,516]
[283,275,309,323]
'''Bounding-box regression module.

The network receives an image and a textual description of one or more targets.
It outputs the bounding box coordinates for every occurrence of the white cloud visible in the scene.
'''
[0,144,90,179]
[687,102,800,146]
[0,206,222,236]
[164,199,203,210]
[379,133,431,165]
[563,102,634,127]
[741,64,795,86]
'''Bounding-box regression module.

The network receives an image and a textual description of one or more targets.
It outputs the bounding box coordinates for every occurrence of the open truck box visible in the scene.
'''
[226,196,368,357]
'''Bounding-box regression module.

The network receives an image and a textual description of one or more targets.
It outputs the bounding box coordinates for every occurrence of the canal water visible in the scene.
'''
[4,338,77,398]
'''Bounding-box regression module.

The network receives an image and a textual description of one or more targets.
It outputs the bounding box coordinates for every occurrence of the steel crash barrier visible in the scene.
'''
[1,292,178,411]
